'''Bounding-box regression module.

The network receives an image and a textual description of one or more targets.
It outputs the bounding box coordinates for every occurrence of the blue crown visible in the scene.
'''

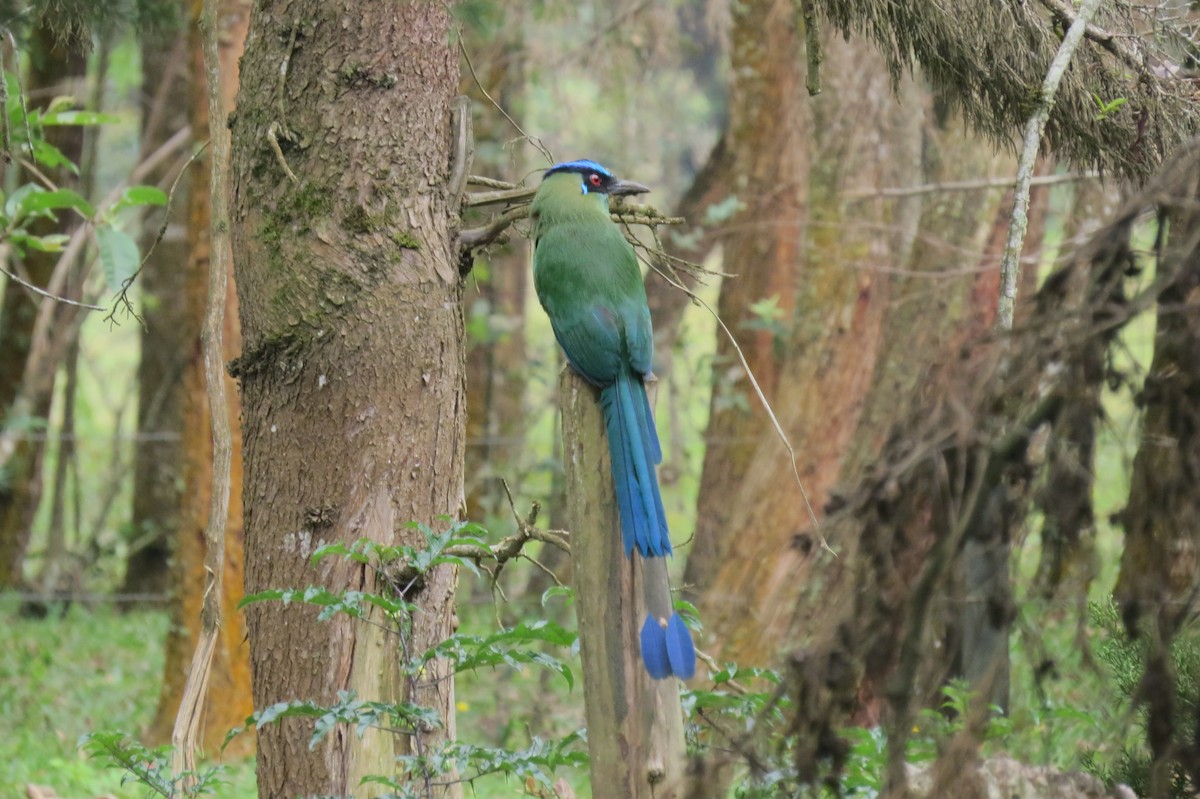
[543,159,613,179]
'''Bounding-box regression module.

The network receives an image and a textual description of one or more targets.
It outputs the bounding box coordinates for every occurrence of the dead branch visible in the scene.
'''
[169,1,233,788]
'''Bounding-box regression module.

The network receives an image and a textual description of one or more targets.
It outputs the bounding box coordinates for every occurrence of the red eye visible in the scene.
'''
[589,173,603,187]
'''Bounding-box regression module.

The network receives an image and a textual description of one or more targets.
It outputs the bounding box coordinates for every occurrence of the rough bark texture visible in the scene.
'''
[123,18,190,600]
[693,24,1057,675]
[682,0,808,600]
[0,22,88,589]
[145,0,253,756]
[230,2,463,796]
[561,370,686,799]
[693,21,924,663]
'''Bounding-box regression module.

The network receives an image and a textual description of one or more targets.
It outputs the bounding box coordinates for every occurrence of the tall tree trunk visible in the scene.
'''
[462,16,528,531]
[644,132,733,359]
[230,2,464,796]
[0,21,89,589]
[145,0,253,756]
[122,13,190,601]
[693,22,1053,673]
[682,0,808,601]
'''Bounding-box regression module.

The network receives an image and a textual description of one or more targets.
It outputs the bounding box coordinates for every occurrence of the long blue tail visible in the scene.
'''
[600,371,669,557]
[600,372,696,680]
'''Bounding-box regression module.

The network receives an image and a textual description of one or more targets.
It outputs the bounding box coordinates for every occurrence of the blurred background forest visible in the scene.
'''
[2,0,1200,797]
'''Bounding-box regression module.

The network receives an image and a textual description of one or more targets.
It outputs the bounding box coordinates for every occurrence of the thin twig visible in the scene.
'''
[998,0,1105,329]
[107,136,207,324]
[464,185,537,208]
[466,175,516,189]
[266,121,298,185]
[458,35,552,164]
[640,229,828,550]
[1036,0,1145,73]
[0,263,104,309]
[848,171,1099,199]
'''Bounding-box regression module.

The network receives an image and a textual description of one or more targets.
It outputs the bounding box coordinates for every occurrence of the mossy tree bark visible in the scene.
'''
[230,2,464,796]
[0,21,88,589]
[690,10,1054,676]
[145,0,253,756]
[681,0,810,603]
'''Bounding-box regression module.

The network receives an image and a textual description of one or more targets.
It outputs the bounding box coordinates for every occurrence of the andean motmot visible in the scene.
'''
[531,159,696,680]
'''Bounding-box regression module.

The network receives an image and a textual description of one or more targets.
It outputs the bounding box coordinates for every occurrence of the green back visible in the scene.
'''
[532,172,653,384]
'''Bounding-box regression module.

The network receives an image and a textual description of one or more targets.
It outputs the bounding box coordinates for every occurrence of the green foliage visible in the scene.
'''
[684,672,1026,797]
[239,584,418,621]
[94,224,140,288]
[703,195,745,225]
[375,732,589,798]
[2,72,167,288]
[741,294,788,340]
[0,598,214,798]
[97,522,584,797]
[227,691,442,752]
[1092,94,1129,122]
[80,732,225,798]
[1080,599,1200,797]
[415,619,578,689]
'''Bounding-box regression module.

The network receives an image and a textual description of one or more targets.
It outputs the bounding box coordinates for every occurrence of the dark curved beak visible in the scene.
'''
[609,179,651,197]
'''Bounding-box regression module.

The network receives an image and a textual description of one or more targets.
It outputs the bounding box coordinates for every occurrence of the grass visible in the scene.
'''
[0,597,174,797]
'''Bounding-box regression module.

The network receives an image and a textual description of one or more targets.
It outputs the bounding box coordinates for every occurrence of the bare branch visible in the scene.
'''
[0,259,104,310]
[998,0,1104,329]
[848,171,1099,199]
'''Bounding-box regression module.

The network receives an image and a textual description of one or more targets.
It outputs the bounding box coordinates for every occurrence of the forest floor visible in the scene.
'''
[1,592,591,799]
[2,586,1153,799]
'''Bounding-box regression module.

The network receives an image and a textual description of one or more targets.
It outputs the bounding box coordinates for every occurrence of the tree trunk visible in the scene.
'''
[230,2,463,796]
[561,370,686,799]
[694,25,1053,673]
[144,0,253,756]
[644,132,733,359]
[0,21,88,589]
[122,14,190,601]
[682,0,809,601]
[1114,172,1200,629]
[462,18,528,531]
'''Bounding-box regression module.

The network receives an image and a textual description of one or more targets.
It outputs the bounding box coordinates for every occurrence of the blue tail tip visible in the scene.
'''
[639,612,696,680]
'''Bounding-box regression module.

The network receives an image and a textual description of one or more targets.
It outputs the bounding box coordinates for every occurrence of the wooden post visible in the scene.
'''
[560,368,687,799]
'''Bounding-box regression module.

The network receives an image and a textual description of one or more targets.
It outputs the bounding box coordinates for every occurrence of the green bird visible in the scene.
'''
[531,159,696,680]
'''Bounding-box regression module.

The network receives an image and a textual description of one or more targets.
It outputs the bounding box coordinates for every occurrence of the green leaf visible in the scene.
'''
[42,109,121,126]
[246,692,441,751]
[5,184,39,218]
[19,187,95,218]
[95,225,140,290]
[540,585,574,607]
[236,585,415,620]
[28,138,78,173]
[108,185,168,216]
[11,232,69,252]
[414,621,579,689]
